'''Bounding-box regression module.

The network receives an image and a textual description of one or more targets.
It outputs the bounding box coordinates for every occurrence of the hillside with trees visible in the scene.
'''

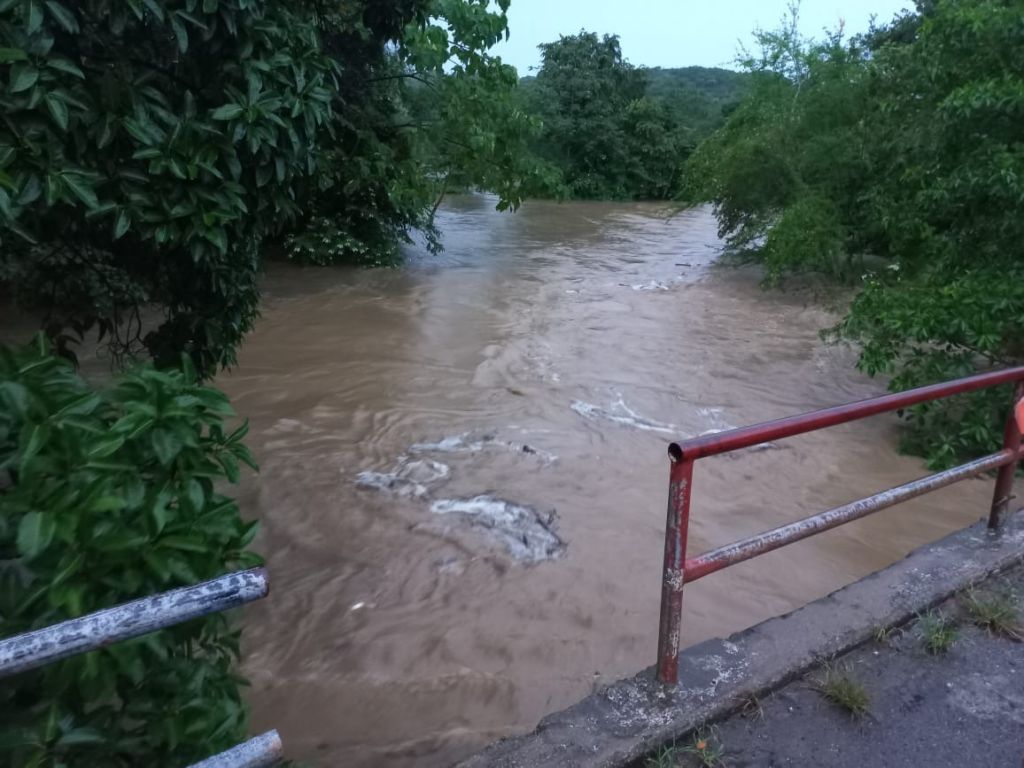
[516,36,747,200]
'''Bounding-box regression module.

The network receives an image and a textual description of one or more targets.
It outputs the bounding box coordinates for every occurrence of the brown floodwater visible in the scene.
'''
[209,197,1000,766]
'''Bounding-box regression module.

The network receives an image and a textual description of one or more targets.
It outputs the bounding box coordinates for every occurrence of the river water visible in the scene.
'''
[217,197,994,766]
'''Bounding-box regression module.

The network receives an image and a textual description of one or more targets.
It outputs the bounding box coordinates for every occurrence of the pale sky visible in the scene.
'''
[492,0,916,75]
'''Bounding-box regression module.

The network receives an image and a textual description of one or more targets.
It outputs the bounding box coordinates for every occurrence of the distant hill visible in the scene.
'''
[644,66,749,140]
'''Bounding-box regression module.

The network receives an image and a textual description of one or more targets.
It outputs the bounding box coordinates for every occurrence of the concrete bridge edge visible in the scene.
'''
[457,510,1024,768]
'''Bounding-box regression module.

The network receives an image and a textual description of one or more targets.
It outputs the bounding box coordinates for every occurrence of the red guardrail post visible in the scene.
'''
[989,382,1024,529]
[657,444,693,685]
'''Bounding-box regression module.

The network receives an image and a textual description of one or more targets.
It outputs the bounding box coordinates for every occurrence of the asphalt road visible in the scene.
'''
[693,565,1024,768]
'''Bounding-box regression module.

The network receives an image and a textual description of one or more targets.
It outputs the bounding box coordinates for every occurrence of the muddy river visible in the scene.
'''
[215,197,997,766]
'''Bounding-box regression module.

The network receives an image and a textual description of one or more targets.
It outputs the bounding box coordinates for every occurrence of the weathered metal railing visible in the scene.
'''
[0,567,280,767]
[656,367,1024,684]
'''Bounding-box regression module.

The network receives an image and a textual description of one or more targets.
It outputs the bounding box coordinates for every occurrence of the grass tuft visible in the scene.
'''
[681,727,726,767]
[918,610,958,654]
[740,693,765,721]
[961,589,1023,641]
[810,663,870,718]
[645,745,679,768]
[873,625,898,644]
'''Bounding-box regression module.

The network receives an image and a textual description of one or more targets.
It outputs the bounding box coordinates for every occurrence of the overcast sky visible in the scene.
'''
[491,0,915,75]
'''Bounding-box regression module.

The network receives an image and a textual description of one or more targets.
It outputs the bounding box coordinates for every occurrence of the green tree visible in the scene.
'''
[521,33,737,200]
[286,0,549,268]
[682,0,1024,466]
[837,0,1024,465]
[524,31,647,199]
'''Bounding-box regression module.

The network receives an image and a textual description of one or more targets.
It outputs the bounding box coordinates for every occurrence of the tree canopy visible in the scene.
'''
[682,0,1024,466]
[518,32,743,200]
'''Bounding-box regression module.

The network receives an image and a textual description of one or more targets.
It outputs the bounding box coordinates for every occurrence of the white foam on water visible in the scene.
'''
[354,471,429,498]
[695,406,777,452]
[570,395,677,435]
[430,495,566,562]
[697,406,733,436]
[355,458,451,498]
[627,280,670,291]
[410,433,488,454]
[410,431,557,464]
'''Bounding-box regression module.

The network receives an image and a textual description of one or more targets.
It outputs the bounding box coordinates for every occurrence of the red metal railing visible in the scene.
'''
[656,367,1024,684]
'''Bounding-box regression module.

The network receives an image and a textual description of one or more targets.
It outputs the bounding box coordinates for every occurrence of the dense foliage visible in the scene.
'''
[0,337,259,766]
[519,32,744,200]
[0,0,532,372]
[0,0,339,374]
[682,0,1024,466]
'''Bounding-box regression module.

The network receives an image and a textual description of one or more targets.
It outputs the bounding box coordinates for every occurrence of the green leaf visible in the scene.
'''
[171,16,188,53]
[46,56,84,78]
[61,172,99,208]
[22,423,49,463]
[87,435,124,458]
[94,532,149,552]
[90,496,127,512]
[54,392,101,416]
[227,419,249,443]
[45,92,68,130]
[211,103,244,121]
[56,728,104,746]
[238,520,259,548]
[0,381,31,413]
[175,9,207,30]
[141,0,164,21]
[158,535,207,553]
[4,219,38,243]
[113,209,131,239]
[50,553,84,587]
[150,491,171,533]
[0,48,27,63]
[44,1,78,33]
[150,428,182,465]
[9,63,38,93]
[17,512,55,558]
[26,0,43,33]
[204,227,227,253]
[17,175,41,205]
[184,478,204,512]
[218,452,239,482]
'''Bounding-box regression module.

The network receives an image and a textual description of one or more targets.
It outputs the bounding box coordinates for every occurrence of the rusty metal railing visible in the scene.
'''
[0,568,280,767]
[656,367,1024,684]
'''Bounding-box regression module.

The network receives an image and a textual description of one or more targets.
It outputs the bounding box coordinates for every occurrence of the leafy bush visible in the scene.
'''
[0,337,260,767]
[0,0,337,373]
[0,0,538,371]
[285,215,406,268]
[682,0,1024,467]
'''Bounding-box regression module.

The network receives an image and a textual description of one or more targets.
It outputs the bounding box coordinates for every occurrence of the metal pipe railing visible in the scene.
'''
[656,369,1024,684]
[674,366,1024,460]
[0,568,277,767]
[187,731,283,768]
[684,449,1017,582]
[0,567,268,678]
